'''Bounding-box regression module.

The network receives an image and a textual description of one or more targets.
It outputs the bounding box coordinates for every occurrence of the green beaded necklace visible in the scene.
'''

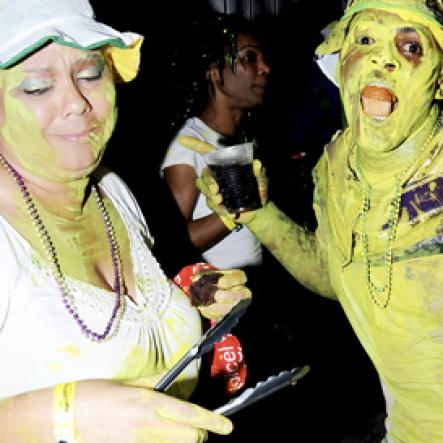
[353,116,441,308]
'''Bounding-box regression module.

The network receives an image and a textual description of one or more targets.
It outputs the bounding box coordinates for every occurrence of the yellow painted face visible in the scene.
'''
[338,10,442,152]
[0,42,117,181]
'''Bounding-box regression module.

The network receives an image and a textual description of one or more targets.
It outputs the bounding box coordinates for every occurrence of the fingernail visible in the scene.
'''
[214,290,225,300]
[221,420,233,434]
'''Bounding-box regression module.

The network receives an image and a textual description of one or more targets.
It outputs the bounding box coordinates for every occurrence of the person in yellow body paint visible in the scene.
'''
[0,0,252,442]
[179,0,443,441]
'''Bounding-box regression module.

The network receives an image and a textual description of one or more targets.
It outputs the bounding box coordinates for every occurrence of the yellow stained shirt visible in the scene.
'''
[0,169,202,400]
[313,127,443,442]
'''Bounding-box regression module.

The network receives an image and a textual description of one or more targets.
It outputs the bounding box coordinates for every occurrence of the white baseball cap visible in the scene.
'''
[0,0,143,82]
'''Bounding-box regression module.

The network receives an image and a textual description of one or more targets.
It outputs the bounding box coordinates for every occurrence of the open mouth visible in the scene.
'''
[361,84,398,120]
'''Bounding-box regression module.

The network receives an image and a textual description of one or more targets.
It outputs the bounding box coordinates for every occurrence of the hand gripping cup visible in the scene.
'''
[205,142,262,214]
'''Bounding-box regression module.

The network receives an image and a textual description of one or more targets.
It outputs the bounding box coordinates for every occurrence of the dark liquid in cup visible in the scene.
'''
[209,163,262,213]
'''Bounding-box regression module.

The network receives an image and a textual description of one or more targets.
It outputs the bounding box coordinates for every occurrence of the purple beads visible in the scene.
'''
[0,153,124,342]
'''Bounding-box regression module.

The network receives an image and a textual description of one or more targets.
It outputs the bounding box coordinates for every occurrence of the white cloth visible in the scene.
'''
[161,117,263,269]
[0,169,201,399]
[0,0,141,73]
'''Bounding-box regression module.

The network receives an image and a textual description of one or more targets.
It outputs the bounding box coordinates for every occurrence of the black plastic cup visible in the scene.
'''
[205,143,262,214]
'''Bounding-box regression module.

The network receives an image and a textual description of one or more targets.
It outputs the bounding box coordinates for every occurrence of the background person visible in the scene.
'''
[161,11,270,270]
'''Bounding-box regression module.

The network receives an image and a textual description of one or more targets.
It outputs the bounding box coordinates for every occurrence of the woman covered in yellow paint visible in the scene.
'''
[0,0,251,441]
[183,0,443,441]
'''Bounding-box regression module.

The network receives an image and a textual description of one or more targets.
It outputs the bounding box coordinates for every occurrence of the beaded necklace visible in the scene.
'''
[0,153,125,341]
[353,117,441,308]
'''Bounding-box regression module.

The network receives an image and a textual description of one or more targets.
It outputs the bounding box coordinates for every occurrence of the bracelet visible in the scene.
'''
[53,382,81,443]
[219,214,243,231]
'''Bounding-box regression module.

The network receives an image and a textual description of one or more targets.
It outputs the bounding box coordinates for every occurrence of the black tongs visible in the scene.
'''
[213,365,310,416]
[155,297,252,392]
[154,297,310,417]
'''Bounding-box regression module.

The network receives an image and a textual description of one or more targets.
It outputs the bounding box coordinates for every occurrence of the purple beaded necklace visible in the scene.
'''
[0,153,125,342]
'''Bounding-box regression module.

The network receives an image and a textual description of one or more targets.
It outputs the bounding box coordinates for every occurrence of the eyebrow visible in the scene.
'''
[23,67,53,74]
[398,27,417,33]
[23,53,104,74]
[237,44,262,52]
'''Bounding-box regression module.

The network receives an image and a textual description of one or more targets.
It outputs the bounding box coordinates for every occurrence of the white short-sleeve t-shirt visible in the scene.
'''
[161,117,262,269]
[0,169,201,399]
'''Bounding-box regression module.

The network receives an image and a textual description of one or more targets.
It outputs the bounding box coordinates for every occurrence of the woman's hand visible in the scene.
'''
[2,379,232,443]
[74,380,232,443]
[178,136,268,226]
[189,268,251,320]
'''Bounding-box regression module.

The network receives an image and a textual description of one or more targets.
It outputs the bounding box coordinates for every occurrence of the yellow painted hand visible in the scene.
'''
[196,160,268,225]
[179,135,268,225]
[190,269,251,320]
[74,379,232,442]
[121,370,169,389]
[120,369,195,403]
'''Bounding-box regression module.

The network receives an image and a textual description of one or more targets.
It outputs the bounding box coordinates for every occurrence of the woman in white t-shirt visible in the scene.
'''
[0,1,250,441]
[161,14,270,270]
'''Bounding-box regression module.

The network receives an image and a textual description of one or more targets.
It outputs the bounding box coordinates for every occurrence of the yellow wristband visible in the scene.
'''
[53,382,81,443]
[219,214,241,231]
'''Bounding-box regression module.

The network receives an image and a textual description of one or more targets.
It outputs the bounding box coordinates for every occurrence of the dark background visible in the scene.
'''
[94,1,386,441]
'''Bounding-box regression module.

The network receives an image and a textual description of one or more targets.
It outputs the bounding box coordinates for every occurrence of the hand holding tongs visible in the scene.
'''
[155,297,252,392]
[154,296,310,417]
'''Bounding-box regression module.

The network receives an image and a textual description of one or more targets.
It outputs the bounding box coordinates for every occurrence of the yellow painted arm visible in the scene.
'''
[246,202,336,299]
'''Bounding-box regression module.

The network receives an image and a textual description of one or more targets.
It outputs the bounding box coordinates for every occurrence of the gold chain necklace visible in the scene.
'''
[353,116,441,308]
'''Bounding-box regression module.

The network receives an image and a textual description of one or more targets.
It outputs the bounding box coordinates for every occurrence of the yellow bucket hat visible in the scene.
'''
[315,0,443,85]
[0,0,143,82]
